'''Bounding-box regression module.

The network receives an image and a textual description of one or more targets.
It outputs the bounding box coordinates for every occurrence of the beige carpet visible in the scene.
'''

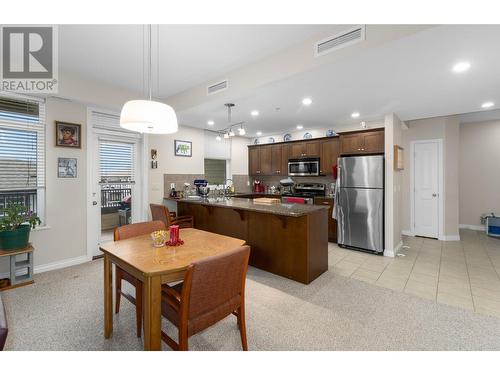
[2,252,500,350]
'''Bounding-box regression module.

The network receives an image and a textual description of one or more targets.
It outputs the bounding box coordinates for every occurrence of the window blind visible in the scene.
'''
[99,141,135,183]
[0,95,45,191]
[204,159,227,185]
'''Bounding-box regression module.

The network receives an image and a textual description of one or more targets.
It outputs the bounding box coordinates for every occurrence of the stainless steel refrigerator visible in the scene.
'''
[337,155,384,254]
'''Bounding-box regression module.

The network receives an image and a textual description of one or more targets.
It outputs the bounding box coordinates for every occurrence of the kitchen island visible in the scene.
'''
[174,197,329,284]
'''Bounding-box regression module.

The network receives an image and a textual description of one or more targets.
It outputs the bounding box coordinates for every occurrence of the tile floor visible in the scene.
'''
[329,229,500,318]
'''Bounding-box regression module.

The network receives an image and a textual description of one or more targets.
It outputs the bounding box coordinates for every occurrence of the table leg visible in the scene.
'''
[104,254,113,338]
[143,275,162,350]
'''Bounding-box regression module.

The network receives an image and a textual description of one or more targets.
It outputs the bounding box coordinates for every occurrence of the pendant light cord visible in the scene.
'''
[148,24,152,101]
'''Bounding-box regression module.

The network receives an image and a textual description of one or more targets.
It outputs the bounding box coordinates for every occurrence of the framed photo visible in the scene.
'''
[58,158,77,178]
[55,121,82,148]
[174,140,192,157]
[394,145,404,170]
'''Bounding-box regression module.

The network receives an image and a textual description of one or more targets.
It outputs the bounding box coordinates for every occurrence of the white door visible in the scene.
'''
[413,141,440,238]
[87,109,145,259]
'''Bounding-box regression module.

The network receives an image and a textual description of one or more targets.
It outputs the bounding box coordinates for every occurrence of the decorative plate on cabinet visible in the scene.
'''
[303,132,312,139]
[326,129,337,137]
[283,133,292,142]
[254,138,260,145]
[268,137,275,143]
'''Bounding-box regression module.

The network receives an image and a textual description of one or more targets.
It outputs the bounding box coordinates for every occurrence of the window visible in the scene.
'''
[99,140,134,210]
[0,95,45,222]
[204,159,227,185]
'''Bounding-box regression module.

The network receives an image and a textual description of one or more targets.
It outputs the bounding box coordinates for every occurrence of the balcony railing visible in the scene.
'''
[101,184,131,213]
[0,190,37,213]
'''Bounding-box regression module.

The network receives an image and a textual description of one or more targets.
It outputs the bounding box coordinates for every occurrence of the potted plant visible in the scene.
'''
[0,204,41,250]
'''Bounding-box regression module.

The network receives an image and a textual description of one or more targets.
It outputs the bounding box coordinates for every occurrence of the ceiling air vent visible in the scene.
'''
[314,25,365,57]
[207,79,228,95]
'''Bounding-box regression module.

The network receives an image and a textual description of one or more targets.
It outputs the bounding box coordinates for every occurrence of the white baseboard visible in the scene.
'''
[459,224,485,231]
[384,240,403,258]
[440,235,461,241]
[402,229,461,241]
[0,255,91,279]
[34,255,91,274]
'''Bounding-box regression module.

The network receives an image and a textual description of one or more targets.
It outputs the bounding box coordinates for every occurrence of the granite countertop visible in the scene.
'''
[171,197,329,217]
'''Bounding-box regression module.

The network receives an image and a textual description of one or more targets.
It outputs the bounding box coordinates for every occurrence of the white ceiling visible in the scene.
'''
[178,25,500,137]
[59,24,331,97]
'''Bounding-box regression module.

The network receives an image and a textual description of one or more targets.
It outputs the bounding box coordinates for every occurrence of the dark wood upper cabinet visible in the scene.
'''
[248,146,261,175]
[259,146,273,175]
[340,130,384,155]
[320,138,339,175]
[361,131,385,153]
[305,141,320,157]
[290,143,305,158]
[281,144,291,176]
[248,129,384,176]
[340,133,364,154]
[270,144,283,175]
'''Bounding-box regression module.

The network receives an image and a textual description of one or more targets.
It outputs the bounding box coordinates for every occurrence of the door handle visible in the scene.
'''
[92,201,98,206]
[432,193,437,197]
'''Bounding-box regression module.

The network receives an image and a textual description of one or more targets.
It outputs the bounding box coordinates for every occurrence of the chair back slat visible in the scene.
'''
[150,204,170,227]
[114,220,166,241]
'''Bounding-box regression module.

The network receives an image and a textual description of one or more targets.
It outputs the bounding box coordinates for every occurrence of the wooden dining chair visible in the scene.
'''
[150,203,194,228]
[114,220,167,337]
[160,245,251,351]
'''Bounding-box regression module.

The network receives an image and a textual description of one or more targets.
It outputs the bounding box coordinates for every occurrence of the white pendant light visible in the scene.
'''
[120,25,178,134]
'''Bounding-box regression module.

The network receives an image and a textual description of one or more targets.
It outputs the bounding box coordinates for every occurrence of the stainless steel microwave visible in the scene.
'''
[288,158,320,176]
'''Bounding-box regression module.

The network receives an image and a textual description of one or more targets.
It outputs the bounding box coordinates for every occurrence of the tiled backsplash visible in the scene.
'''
[164,174,205,196]
[250,175,336,195]
[163,173,251,196]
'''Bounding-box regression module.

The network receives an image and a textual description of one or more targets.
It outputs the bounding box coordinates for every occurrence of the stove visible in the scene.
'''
[281,183,325,204]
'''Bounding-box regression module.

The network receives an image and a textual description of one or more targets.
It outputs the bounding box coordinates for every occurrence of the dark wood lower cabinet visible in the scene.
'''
[314,197,337,243]
[178,202,328,284]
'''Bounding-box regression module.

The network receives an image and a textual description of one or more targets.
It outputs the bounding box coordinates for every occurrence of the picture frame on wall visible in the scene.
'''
[58,158,77,178]
[394,145,404,170]
[174,140,192,157]
[55,121,82,148]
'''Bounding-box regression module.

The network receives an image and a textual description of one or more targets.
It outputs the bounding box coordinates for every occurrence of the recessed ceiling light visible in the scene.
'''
[452,61,471,73]
[481,101,494,109]
[251,110,259,116]
[256,131,262,136]
[296,125,304,130]
[302,97,312,106]
[207,120,214,126]
[351,112,360,118]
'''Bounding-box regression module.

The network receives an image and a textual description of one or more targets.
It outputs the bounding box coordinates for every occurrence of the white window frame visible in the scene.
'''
[0,93,46,226]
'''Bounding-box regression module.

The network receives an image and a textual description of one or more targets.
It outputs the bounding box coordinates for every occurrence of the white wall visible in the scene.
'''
[459,119,500,228]
[401,115,460,239]
[229,136,251,175]
[1,98,88,274]
[384,113,404,256]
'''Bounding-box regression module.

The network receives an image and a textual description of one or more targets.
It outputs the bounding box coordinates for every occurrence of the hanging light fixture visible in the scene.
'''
[238,124,246,136]
[120,25,178,134]
[215,134,222,141]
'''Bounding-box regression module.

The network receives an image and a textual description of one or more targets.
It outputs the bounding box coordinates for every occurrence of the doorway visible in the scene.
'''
[87,109,146,259]
[410,139,443,239]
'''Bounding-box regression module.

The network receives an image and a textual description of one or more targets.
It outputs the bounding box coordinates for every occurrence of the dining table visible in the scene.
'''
[99,227,246,350]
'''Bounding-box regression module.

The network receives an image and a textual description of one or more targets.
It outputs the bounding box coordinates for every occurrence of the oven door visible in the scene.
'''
[288,159,319,176]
